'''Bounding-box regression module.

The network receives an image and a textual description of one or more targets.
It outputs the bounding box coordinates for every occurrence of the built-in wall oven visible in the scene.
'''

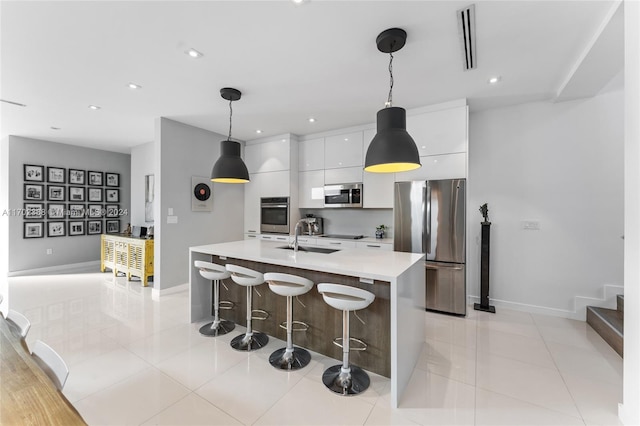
[260,197,290,234]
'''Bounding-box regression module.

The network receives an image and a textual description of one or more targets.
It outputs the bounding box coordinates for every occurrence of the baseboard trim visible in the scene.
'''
[467,295,577,319]
[8,260,101,277]
[151,283,188,301]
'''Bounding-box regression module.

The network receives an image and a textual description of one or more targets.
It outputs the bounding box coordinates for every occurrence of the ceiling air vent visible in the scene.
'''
[457,4,477,71]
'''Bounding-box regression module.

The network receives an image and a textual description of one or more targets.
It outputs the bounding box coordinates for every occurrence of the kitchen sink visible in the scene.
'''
[277,245,340,254]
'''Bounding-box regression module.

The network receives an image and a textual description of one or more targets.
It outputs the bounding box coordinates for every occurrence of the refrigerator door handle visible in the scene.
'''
[426,264,464,271]
[425,183,430,254]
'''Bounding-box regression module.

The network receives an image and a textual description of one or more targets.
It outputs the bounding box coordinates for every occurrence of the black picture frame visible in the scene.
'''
[24,164,44,182]
[68,221,85,236]
[68,186,85,202]
[24,221,44,238]
[68,204,86,219]
[24,203,45,219]
[24,184,44,201]
[106,219,120,234]
[87,220,102,235]
[88,171,103,186]
[69,169,86,185]
[105,189,119,203]
[105,204,119,218]
[87,204,104,218]
[47,203,66,219]
[88,187,103,202]
[47,166,66,183]
[47,185,66,202]
[47,221,66,237]
[105,172,120,187]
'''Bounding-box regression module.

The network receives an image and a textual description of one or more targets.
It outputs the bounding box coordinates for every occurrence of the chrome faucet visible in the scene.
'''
[291,218,310,253]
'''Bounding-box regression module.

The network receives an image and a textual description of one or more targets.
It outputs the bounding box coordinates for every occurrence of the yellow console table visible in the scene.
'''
[101,234,154,286]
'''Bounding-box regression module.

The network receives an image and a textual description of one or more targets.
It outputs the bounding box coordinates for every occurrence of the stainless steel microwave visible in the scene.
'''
[323,183,363,208]
[260,197,290,234]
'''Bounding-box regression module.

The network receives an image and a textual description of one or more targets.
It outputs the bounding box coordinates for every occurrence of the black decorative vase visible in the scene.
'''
[474,222,496,313]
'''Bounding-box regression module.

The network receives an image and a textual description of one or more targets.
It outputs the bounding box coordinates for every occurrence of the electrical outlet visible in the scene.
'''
[522,221,540,230]
[46,248,52,255]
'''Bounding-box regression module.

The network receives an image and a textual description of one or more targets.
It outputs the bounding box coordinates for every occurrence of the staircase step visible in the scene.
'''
[586,306,623,357]
[617,294,624,314]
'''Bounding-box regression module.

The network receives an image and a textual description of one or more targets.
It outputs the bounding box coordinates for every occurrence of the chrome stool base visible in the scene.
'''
[269,347,311,371]
[230,332,269,351]
[199,319,235,337]
[322,365,370,396]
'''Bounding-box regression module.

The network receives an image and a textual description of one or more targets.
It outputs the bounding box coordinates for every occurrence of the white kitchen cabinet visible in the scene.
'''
[407,105,468,157]
[243,175,261,234]
[324,131,363,169]
[316,238,357,249]
[361,128,394,208]
[395,152,466,182]
[324,167,363,185]
[245,138,290,174]
[260,170,290,196]
[298,138,325,171]
[260,234,289,243]
[288,236,317,245]
[356,241,393,251]
[299,170,325,208]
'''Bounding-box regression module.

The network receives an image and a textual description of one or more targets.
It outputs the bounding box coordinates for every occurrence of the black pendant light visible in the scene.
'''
[364,28,421,173]
[211,87,250,184]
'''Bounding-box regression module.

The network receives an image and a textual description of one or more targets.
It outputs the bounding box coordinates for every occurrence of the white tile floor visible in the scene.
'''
[8,269,623,426]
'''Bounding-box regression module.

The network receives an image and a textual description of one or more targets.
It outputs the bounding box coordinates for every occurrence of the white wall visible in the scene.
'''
[130,141,154,227]
[622,0,640,423]
[154,118,244,291]
[468,89,624,314]
[7,136,131,272]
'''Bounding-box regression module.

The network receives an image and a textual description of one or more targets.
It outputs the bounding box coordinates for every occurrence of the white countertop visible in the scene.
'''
[190,239,423,281]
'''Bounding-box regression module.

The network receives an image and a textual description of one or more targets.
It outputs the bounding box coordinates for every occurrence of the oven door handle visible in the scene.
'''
[261,204,289,208]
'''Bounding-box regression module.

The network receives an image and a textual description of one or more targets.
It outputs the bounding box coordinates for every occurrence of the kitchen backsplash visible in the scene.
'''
[300,208,393,239]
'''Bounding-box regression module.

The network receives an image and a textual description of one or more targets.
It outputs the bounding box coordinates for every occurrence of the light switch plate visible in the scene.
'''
[522,221,540,230]
[167,215,178,224]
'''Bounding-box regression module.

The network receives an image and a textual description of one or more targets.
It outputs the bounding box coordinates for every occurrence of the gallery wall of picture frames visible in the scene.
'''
[22,164,122,239]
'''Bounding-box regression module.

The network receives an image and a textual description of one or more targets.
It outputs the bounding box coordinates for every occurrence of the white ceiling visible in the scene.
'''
[0,0,623,154]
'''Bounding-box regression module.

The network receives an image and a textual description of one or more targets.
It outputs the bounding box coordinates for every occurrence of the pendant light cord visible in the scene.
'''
[386,51,394,107]
[227,99,233,141]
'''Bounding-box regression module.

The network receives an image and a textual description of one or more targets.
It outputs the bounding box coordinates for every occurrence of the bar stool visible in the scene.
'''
[226,264,269,351]
[194,260,235,337]
[264,272,313,370]
[317,283,375,396]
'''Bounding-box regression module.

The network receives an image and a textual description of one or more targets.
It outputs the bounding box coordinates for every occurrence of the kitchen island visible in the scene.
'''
[189,239,425,408]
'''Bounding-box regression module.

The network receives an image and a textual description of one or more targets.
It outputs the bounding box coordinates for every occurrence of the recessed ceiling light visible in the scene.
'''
[88,105,101,110]
[308,117,316,123]
[256,129,263,134]
[488,76,502,84]
[185,48,203,58]
[128,82,142,89]
[292,0,308,4]
[50,126,61,130]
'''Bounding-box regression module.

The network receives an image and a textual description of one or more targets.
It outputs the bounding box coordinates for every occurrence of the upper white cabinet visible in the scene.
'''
[324,131,363,169]
[362,128,394,208]
[245,138,291,174]
[325,167,363,185]
[395,153,466,182]
[299,138,325,171]
[407,105,468,157]
[299,170,325,208]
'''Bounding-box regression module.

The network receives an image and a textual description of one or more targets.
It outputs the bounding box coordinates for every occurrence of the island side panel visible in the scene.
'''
[189,250,214,323]
[390,260,426,408]
[211,255,392,377]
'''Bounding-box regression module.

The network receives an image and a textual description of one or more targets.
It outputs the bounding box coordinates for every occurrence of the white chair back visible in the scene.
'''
[6,309,31,339]
[31,340,69,391]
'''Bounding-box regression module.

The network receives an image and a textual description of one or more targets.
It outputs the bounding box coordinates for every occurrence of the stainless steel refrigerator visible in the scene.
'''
[394,179,466,315]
